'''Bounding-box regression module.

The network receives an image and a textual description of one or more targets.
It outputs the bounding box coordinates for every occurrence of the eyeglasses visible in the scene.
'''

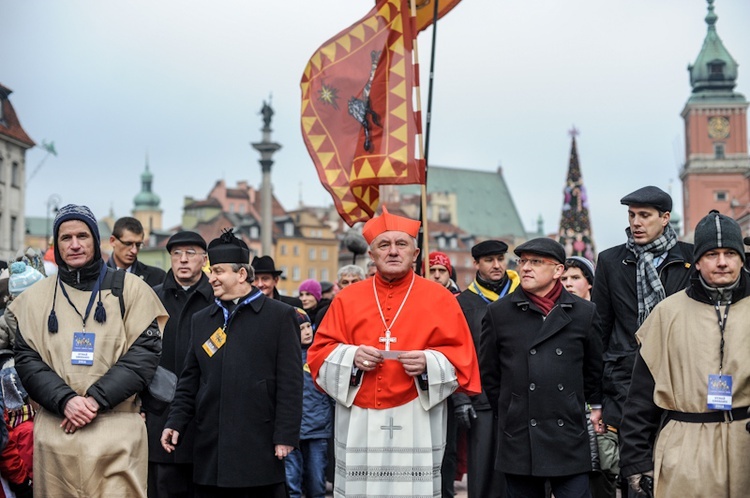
[114,236,144,250]
[516,258,560,268]
[171,249,205,259]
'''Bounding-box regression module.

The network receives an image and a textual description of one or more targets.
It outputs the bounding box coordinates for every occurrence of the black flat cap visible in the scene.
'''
[620,186,672,213]
[471,240,509,259]
[166,231,207,252]
[320,281,334,294]
[514,238,566,264]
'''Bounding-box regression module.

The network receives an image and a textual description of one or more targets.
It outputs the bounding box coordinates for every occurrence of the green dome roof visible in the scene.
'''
[133,161,161,210]
[687,0,743,102]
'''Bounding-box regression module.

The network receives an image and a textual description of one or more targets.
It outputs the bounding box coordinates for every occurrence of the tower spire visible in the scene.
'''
[558,128,596,261]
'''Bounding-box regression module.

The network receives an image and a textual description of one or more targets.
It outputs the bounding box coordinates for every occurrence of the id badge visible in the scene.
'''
[707,374,732,410]
[71,332,95,366]
[202,328,227,357]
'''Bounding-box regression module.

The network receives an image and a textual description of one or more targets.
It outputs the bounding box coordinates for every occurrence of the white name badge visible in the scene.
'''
[71,332,95,366]
[707,374,732,410]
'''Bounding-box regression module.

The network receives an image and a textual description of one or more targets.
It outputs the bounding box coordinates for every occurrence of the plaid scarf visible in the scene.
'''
[625,224,677,325]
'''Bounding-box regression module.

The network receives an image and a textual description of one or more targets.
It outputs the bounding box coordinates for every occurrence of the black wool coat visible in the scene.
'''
[147,271,214,464]
[165,289,303,488]
[455,289,494,410]
[591,241,692,427]
[479,287,602,477]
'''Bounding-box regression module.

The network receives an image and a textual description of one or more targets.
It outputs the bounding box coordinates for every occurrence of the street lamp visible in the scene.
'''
[46,194,61,244]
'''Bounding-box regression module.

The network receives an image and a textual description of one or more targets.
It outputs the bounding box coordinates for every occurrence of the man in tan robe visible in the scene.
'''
[9,204,167,498]
[620,210,750,497]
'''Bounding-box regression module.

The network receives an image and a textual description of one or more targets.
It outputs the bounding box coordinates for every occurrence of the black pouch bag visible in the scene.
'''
[140,366,177,415]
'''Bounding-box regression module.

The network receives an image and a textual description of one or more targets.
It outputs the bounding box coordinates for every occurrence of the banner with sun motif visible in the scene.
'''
[301,0,425,226]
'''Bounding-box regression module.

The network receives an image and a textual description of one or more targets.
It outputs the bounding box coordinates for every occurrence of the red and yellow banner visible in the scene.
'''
[301,0,425,226]
[413,0,463,32]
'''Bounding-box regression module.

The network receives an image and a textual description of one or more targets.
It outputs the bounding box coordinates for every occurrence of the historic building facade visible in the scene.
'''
[680,1,749,237]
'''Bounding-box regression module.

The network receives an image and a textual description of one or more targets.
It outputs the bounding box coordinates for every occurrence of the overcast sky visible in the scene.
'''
[3,0,749,251]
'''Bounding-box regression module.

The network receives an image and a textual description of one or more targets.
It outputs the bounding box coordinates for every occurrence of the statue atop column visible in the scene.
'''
[260,99,274,130]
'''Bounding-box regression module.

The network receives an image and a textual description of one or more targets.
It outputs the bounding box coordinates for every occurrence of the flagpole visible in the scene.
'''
[412,0,439,277]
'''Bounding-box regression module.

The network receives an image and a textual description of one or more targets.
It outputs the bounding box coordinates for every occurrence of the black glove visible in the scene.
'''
[9,477,33,498]
[627,471,654,497]
[454,402,477,430]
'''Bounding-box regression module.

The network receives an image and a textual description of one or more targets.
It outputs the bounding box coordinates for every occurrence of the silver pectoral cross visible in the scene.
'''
[379,329,397,351]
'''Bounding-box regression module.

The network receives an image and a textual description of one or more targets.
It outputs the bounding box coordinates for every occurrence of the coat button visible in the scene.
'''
[529,383,536,391]
[530,348,536,355]
[557,419,564,426]
[530,419,537,427]
[558,384,564,391]
[556,348,563,355]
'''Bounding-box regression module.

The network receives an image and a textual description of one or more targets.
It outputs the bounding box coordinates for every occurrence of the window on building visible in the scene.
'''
[309,248,316,261]
[284,222,294,237]
[228,203,234,214]
[715,191,728,202]
[321,248,328,261]
[715,143,725,159]
[437,236,446,249]
[250,226,259,239]
[10,216,17,251]
[308,268,316,279]
[708,61,725,80]
[11,162,20,188]
[449,237,458,249]
[280,244,287,256]
[465,257,473,267]
[280,265,287,278]
[292,266,300,281]
[0,157,4,183]
[321,268,329,281]
[293,245,299,257]
[239,204,245,214]
[438,206,451,223]
[464,274,473,286]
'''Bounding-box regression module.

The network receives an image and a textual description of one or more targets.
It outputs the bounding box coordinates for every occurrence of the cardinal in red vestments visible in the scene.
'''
[307,207,480,497]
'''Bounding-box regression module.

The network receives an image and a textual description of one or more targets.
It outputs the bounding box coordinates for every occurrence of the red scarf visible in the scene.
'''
[526,280,563,316]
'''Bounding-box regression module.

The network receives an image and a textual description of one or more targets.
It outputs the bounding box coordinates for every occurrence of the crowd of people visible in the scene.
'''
[0,185,748,497]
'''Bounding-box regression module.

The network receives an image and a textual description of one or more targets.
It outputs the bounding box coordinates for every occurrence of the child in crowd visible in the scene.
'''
[285,308,332,498]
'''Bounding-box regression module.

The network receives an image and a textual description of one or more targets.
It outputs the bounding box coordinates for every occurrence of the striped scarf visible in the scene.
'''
[625,224,677,325]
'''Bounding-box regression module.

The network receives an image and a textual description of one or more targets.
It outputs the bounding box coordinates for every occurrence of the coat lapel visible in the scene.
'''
[512,289,576,347]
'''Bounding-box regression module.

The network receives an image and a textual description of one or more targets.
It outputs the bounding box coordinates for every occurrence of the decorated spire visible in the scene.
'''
[688,0,740,99]
[558,127,596,261]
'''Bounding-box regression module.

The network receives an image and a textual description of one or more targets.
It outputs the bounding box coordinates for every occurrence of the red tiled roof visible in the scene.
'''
[184,197,222,209]
[0,84,35,148]
[226,188,249,199]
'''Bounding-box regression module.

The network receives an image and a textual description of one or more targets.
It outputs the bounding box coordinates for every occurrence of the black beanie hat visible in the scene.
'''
[52,204,102,266]
[694,210,745,262]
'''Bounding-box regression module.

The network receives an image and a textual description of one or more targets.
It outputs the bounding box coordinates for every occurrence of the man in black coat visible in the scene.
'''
[162,231,302,498]
[480,238,603,498]
[107,217,167,287]
[591,186,692,497]
[454,240,519,498]
[147,231,213,498]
